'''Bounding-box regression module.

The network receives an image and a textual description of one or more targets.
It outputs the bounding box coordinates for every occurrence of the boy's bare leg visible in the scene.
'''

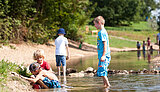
[102,76,110,87]
[63,66,66,77]
[37,80,48,89]
[58,76,61,83]
[57,66,61,76]
[63,75,67,85]
[63,66,67,84]
[102,76,106,86]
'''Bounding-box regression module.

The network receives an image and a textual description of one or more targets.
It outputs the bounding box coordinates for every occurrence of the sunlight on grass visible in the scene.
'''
[105,21,152,31]
[108,30,158,43]
[84,21,158,48]
[85,35,97,45]
[85,35,136,48]
[109,37,136,48]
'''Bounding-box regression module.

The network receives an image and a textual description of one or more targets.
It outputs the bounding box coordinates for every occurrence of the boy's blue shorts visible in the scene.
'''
[56,55,66,66]
[97,57,111,77]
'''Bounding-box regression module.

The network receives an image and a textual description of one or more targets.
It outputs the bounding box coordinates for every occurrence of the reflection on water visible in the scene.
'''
[38,74,160,92]
[110,74,160,92]
[42,51,160,92]
[51,51,159,72]
[137,50,141,60]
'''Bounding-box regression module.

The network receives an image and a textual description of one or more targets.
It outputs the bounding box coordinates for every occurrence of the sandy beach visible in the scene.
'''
[0,41,98,67]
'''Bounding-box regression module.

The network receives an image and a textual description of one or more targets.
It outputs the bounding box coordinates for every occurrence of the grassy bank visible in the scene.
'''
[0,59,18,82]
[84,21,157,48]
[85,35,136,48]
[0,59,17,91]
[85,21,152,31]
[85,30,157,48]
[0,59,32,92]
[108,30,157,43]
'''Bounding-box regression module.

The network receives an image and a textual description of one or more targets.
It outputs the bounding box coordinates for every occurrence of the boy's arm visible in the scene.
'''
[66,45,70,60]
[21,75,36,83]
[21,73,42,83]
[21,75,48,89]
[101,41,107,61]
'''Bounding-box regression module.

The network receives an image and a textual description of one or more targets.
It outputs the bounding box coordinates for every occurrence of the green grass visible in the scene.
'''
[106,21,152,31]
[84,35,97,45]
[84,21,158,48]
[109,37,136,48]
[85,35,136,48]
[108,30,158,43]
[84,21,152,32]
[0,59,18,91]
[0,59,31,90]
[0,59,18,83]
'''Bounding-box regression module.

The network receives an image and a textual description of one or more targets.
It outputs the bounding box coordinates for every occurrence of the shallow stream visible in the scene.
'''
[44,51,160,92]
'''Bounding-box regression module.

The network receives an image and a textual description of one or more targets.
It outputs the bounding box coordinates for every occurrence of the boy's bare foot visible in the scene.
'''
[104,84,111,88]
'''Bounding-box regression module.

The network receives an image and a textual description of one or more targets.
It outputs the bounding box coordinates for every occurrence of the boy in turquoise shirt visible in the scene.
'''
[93,16,111,88]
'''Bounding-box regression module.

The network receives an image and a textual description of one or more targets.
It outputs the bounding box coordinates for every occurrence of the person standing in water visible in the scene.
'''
[93,16,111,88]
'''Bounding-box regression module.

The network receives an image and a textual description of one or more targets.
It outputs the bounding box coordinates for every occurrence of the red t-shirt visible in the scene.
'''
[41,61,51,70]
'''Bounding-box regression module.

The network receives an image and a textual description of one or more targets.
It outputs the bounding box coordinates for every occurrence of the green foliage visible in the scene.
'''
[27,23,49,44]
[0,17,23,43]
[17,65,31,77]
[0,0,95,43]
[0,59,18,82]
[41,0,95,42]
[90,0,158,26]
[0,0,158,43]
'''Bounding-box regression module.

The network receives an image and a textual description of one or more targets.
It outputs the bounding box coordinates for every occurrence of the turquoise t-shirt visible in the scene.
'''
[97,28,111,59]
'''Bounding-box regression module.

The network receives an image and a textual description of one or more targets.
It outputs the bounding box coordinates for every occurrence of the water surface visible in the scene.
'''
[46,51,160,92]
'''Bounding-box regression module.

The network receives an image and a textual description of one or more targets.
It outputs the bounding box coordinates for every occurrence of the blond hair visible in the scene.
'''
[33,49,45,60]
[94,16,105,25]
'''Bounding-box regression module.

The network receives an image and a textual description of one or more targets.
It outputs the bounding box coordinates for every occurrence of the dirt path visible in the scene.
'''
[0,41,97,67]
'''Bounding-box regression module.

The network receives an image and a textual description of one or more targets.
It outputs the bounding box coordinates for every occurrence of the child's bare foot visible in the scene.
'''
[104,84,111,88]
[108,84,111,87]
[104,85,109,88]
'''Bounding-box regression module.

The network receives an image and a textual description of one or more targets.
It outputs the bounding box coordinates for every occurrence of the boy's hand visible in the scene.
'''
[30,75,35,79]
[100,56,106,62]
[66,56,69,60]
[20,75,26,79]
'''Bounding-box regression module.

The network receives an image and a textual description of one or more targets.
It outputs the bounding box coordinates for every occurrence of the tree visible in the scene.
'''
[90,0,158,26]
[0,0,95,43]
[40,0,94,41]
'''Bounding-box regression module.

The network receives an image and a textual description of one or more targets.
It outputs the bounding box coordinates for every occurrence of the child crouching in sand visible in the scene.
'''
[32,49,53,89]
[21,62,61,88]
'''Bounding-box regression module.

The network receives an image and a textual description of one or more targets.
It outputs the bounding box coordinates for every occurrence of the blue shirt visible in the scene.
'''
[157,33,160,40]
[137,43,141,48]
[97,28,111,59]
